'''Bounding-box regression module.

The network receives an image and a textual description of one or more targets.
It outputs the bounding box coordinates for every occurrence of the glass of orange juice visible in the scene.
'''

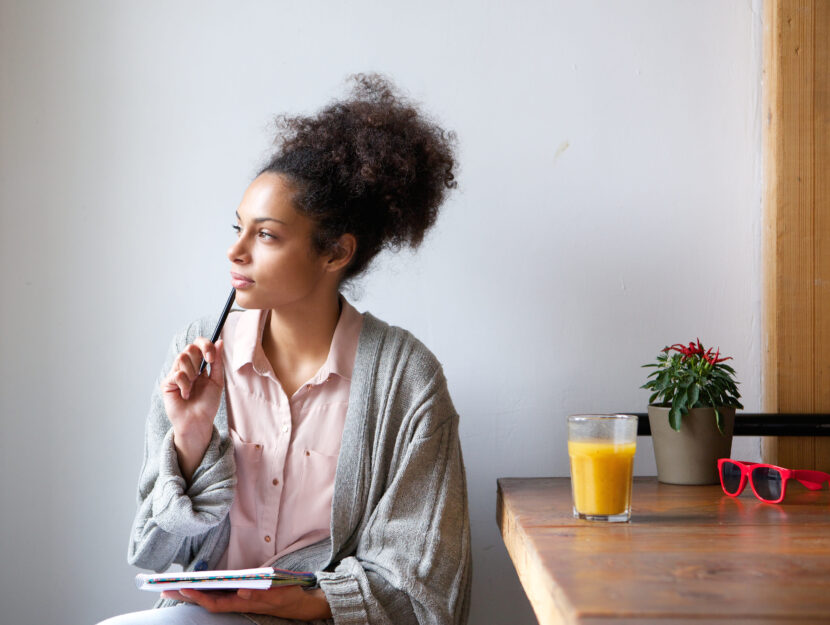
[567,414,638,522]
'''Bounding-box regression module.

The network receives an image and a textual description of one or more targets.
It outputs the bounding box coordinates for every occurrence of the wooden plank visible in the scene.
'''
[579,618,820,625]
[775,0,814,419]
[813,0,830,472]
[497,481,576,625]
[763,0,830,470]
[498,477,830,624]
[535,540,830,620]
[762,0,780,419]
[498,477,830,529]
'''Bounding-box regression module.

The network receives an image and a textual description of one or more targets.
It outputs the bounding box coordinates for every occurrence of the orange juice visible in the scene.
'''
[568,440,636,516]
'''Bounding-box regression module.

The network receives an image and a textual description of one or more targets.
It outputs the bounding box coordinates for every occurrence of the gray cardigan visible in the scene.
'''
[128,312,472,625]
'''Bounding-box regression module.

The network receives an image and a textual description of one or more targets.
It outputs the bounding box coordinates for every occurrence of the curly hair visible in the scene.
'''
[257,73,458,283]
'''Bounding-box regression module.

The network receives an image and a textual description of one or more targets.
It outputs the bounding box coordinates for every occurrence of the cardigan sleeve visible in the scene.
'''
[316,378,472,625]
[127,322,236,572]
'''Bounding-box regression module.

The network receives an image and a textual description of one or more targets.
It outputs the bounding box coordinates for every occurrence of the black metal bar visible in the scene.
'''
[630,413,830,436]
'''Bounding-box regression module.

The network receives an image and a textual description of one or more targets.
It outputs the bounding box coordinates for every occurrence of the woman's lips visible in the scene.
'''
[230,272,254,289]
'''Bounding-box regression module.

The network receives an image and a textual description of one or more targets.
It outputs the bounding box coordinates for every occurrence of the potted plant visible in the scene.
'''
[642,339,743,484]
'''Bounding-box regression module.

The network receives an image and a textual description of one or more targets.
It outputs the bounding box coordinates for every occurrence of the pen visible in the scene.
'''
[198,287,236,375]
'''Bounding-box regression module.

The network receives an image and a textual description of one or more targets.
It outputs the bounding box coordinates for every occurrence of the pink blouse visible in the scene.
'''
[215,297,363,570]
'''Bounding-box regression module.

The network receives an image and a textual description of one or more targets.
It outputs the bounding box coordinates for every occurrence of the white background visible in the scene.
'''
[0,1,763,623]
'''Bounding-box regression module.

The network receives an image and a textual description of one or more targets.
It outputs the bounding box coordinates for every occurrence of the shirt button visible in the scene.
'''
[264,535,271,543]
[254,444,261,450]
[272,478,279,486]
[281,424,289,434]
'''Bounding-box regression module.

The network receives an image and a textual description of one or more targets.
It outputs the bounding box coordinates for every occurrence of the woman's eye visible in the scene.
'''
[231,224,276,241]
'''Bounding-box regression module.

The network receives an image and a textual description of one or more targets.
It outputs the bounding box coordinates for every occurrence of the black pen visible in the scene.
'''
[198,287,236,375]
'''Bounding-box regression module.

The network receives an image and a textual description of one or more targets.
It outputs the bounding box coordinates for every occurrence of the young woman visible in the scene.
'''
[101,75,471,625]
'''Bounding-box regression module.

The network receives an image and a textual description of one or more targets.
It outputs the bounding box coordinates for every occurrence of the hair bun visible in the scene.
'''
[260,73,457,282]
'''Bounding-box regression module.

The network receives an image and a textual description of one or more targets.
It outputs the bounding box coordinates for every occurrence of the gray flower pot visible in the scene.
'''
[647,405,735,484]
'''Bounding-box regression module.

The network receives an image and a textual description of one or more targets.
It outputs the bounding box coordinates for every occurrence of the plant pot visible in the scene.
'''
[647,405,735,485]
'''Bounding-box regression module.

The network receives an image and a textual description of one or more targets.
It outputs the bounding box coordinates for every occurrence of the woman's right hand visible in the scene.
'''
[160,337,225,482]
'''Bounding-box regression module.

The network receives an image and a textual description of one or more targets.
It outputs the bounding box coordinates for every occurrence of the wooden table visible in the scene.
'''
[497,477,830,625]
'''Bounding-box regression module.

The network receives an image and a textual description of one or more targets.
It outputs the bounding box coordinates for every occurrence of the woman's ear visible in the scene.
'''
[325,233,357,273]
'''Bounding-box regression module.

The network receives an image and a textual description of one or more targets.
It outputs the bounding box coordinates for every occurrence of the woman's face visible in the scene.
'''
[227,172,337,311]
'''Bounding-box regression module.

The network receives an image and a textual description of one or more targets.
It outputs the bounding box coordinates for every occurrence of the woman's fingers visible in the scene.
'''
[160,338,224,400]
[189,337,225,386]
[192,337,219,368]
[161,348,198,394]
[160,585,320,619]
[160,368,190,398]
[207,339,225,384]
[160,590,191,603]
[174,588,270,614]
[175,351,198,382]
[181,343,206,376]
[174,370,195,400]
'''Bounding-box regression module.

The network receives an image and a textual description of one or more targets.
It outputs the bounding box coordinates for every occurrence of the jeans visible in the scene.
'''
[97,604,251,625]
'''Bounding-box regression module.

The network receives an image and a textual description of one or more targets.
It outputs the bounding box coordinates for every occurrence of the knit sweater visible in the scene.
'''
[128,311,472,625]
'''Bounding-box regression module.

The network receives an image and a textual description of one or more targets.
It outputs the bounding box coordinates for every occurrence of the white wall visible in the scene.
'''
[0,1,763,623]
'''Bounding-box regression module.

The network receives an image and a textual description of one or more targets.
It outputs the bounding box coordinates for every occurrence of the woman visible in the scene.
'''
[103,74,471,625]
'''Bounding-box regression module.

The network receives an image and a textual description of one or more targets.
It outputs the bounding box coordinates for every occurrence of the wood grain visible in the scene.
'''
[763,0,830,471]
[815,0,830,470]
[498,477,830,624]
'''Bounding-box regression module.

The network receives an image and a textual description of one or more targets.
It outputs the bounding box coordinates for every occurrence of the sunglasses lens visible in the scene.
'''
[720,461,743,494]
[751,466,783,501]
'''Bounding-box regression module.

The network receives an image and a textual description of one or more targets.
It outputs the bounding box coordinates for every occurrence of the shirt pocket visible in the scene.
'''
[299,448,339,523]
[228,428,262,528]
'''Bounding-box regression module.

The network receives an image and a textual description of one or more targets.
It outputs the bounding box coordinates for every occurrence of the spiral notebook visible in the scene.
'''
[136,567,316,591]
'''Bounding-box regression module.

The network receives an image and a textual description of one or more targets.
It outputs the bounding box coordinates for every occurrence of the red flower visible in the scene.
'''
[665,339,732,365]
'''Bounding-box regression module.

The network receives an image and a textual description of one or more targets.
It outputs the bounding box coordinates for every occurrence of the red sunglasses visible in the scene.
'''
[718,458,830,503]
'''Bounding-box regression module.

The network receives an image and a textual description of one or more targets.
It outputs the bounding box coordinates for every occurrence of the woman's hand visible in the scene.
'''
[161,586,332,621]
[160,337,225,482]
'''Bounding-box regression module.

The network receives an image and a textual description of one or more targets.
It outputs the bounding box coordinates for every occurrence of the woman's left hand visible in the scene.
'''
[161,586,332,621]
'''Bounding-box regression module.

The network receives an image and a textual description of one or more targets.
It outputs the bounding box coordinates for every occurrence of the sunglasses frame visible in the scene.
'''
[717,459,830,503]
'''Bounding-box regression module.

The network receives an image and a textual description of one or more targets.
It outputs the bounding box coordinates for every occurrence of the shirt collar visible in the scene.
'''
[323,296,363,382]
[231,308,271,375]
[231,295,363,383]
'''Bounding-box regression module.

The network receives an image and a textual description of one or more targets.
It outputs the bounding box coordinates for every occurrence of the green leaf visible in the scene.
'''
[669,403,682,431]
[688,384,700,408]
[714,407,724,434]
[675,390,688,415]
[703,388,727,435]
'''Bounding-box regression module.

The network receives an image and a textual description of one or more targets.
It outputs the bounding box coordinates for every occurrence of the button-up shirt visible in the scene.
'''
[215,296,363,570]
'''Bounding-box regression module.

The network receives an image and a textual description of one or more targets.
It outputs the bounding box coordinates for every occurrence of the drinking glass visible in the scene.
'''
[567,414,638,522]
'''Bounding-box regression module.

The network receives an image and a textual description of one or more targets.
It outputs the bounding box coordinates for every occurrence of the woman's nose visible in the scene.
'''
[227,238,249,264]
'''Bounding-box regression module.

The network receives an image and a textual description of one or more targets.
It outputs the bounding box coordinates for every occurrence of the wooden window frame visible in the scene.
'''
[762,0,830,470]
